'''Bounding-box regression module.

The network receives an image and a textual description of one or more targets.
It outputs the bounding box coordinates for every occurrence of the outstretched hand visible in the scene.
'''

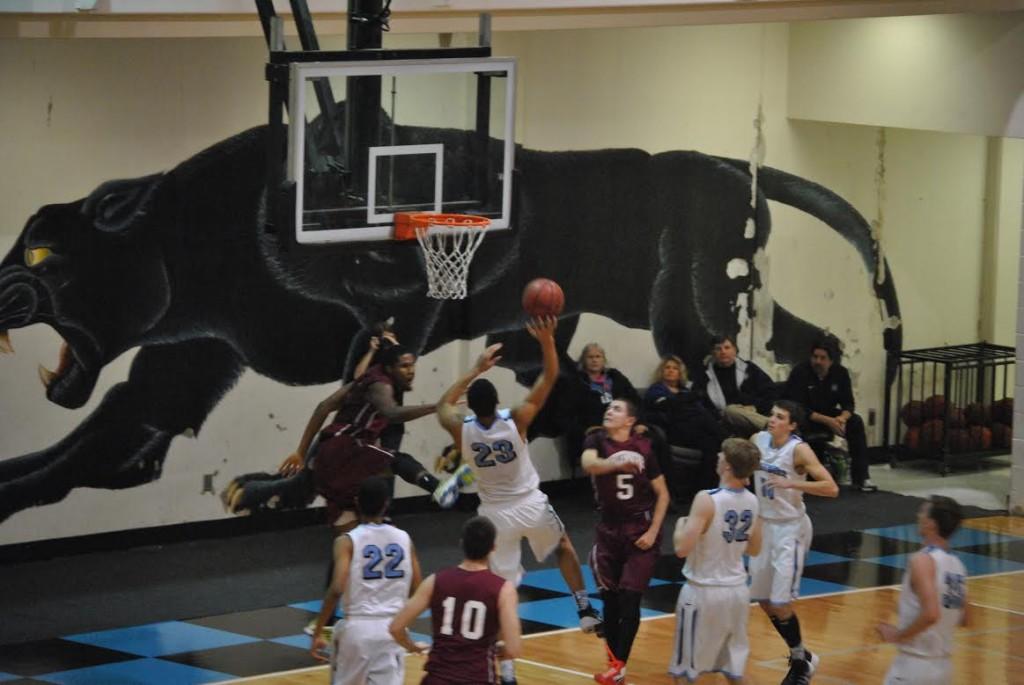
[474,343,503,374]
[526,315,558,343]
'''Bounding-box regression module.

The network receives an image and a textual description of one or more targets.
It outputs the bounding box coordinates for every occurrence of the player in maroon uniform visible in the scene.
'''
[280,345,454,534]
[582,398,671,685]
[390,516,522,684]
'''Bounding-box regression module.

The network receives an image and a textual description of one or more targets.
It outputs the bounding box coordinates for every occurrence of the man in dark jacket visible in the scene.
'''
[784,337,877,492]
[695,335,778,438]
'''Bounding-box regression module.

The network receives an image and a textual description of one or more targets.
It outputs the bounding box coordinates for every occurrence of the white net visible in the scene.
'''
[415,221,489,300]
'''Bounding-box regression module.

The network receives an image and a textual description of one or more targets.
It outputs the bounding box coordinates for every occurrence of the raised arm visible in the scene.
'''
[768,443,839,498]
[310,535,353,661]
[512,317,559,435]
[280,383,352,475]
[367,381,436,424]
[436,343,503,446]
[389,574,434,654]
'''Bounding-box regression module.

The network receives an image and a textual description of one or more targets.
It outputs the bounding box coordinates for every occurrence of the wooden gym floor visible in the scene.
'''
[229,517,1024,685]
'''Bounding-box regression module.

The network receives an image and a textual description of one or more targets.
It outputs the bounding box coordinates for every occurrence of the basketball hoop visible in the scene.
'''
[395,212,490,300]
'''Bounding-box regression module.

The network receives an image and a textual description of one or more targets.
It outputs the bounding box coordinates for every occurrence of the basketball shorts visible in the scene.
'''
[882,652,952,685]
[313,433,393,525]
[479,489,565,585]
[669,582,749,682]
[748,514,812,605]
[590,518,660,593]
[331,617,404,685]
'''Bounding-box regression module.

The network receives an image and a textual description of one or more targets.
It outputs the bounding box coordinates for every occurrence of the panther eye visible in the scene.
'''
[24,247,53,267]
[96,193,119,221]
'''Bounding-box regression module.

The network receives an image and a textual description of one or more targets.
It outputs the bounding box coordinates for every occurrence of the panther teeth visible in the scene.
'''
[38,364,55,387]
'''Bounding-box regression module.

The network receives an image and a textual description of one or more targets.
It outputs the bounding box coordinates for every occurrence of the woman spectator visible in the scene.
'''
[559,343,639,474]
[643,355,727,490]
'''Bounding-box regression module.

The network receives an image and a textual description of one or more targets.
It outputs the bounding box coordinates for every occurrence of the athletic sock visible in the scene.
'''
[600,590,622,661]
[416,472,440,493]
[616,591,643,662]
[572,590,592,611]
[770,614,805,658]
[499,658,515,681]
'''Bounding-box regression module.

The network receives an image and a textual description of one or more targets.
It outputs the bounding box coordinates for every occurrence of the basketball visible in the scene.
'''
[903,426,922,453]
[993,398,1013,425]
[900,400,924,427]
[969,425,993,450]
[965,402,992,426]
[992,422,1012,449]
[923,394,946,420]
[920,418,945,451]
[522,278,565,318]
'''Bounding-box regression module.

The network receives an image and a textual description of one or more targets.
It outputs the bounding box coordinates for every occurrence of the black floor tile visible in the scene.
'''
[161,641,312,678]
[958,539,1024,563]
[811,531,918,559]
[185,606,317,639]
[652,555,684,581]
[516,585,570,603]
[801,560,903,588]
[0,639,135,677]
[640,582,682,613]
[520,618,565,636]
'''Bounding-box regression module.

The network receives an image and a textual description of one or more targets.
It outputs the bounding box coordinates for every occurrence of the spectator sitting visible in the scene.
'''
[784,336,878,492]
[558,343,639,474]
[695,334,777,438]
[642,355,727,490]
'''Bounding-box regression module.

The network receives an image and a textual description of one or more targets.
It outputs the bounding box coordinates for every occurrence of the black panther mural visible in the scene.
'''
[0,123,901,524]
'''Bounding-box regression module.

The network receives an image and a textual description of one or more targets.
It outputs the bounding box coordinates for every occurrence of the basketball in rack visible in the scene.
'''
[395,212,491,300]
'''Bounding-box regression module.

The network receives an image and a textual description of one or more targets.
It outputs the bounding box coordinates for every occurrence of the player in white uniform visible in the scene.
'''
[670,437,762,683]
[310,477,422,685]
[877,495,968,685]
[750,401,838,685]
[437,316,600,685]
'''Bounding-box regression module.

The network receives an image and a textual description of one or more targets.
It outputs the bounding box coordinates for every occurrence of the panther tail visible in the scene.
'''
[718,157,903,386]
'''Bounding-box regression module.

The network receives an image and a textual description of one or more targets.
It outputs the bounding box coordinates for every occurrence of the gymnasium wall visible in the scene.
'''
[0,13,1020,544]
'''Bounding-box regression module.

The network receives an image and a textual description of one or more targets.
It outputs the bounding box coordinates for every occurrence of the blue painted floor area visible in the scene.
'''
[1,523,1020,684]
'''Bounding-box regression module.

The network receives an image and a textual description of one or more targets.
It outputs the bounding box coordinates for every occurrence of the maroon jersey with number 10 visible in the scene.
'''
[423,566,506,684]
[584,430,661,521]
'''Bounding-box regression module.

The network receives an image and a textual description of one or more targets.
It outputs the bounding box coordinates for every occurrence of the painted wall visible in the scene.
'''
[0,14,1019,544]
[789,13,1024,138]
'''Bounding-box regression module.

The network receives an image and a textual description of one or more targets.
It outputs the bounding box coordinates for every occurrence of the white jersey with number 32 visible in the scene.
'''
[897,546,967,658]
[752,431,807,521]
[684,487,760,586]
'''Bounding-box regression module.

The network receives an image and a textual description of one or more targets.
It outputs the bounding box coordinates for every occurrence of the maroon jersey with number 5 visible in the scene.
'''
[423,566,506,684]
[584,430,661,521]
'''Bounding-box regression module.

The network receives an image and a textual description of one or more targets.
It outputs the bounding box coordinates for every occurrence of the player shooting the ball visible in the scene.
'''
[435,314,602,685]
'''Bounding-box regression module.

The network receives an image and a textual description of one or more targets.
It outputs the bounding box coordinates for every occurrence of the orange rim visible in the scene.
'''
[394,212,490,241]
